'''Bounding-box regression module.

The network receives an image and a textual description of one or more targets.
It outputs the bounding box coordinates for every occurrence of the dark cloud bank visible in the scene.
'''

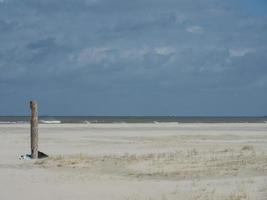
[0,0,266,115]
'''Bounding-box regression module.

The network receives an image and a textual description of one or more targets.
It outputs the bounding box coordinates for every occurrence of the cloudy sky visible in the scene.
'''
[0,0,266,116]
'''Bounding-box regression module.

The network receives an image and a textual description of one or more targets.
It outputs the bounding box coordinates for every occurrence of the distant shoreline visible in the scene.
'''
[0,116,266,124]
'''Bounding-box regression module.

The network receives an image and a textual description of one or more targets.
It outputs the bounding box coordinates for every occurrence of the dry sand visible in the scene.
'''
[0,123,267,200]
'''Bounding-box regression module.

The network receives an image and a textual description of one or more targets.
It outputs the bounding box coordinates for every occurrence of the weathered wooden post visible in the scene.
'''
[30,100,38,159]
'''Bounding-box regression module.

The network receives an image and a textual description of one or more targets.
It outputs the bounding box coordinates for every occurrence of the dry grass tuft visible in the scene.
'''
[241,145,254,152]
[227,192,249,200]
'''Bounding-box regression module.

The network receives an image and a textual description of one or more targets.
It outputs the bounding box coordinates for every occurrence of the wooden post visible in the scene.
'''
[30,100,38,159]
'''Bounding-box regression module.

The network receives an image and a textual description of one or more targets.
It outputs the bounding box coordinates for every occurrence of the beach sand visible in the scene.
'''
[0,123,267,200]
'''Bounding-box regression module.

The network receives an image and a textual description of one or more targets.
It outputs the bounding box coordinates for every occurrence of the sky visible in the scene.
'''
[0,0,267,116]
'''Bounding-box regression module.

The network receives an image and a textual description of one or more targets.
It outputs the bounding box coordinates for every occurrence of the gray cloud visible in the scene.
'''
[0,0,266,115]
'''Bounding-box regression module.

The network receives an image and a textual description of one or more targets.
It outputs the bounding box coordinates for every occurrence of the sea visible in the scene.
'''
[0,116,266,124]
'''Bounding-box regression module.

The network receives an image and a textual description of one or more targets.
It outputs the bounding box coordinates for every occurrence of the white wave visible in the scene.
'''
[39,120,61,124]
[0,121,17,124]
[17,121,29,124]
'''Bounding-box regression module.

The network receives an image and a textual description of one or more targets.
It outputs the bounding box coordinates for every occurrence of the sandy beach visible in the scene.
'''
[0,123,267,200]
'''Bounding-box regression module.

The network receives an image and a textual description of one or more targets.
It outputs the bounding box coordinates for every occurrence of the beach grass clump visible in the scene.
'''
[241,145,254,152]
[227,192,249,200]
[31,147,267,181]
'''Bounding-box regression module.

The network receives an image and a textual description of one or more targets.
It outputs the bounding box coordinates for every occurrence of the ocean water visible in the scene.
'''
[0,116,266,124]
